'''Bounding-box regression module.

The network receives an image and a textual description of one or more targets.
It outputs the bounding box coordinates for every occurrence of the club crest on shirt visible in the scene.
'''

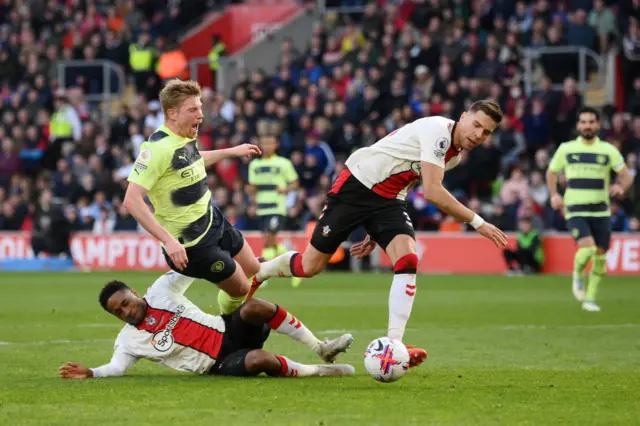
[410,162,421,175]
[211,261,225,273]
[322,225,331,236]
[145,315,157,326]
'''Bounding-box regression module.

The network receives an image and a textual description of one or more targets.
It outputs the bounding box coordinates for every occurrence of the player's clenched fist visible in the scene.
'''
[550,193,564,210]
[476,222,507,248]
[59,362,92,379]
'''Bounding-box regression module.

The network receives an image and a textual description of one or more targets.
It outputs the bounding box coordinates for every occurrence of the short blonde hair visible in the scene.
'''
[159,79,202,114]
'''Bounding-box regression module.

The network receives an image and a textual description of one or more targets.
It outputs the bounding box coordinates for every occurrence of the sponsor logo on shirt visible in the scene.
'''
[134,162,148,174]
[151,305,185,352]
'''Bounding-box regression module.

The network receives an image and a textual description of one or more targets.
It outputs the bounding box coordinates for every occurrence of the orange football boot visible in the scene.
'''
[405,344,428,368]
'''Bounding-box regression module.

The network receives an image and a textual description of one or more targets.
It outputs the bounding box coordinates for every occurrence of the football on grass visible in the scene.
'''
[364,337,410,382]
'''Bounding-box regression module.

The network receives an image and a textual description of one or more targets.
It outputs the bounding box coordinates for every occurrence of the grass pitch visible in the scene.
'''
[0,271,639,425]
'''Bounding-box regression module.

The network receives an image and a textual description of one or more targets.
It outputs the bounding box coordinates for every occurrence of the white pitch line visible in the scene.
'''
[78,323,121,328]
[317,324,639,334]
[0,338,112,347]
[497,323,639,330]
[8,323,121,329]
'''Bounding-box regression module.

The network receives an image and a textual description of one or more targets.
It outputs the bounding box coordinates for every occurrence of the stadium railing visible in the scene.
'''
[522,46,604,98]
[57,59,126,130]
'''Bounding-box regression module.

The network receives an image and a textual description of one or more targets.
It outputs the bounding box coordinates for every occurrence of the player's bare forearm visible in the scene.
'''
[201,144,261,168]
[286,180,299,192]
[616,167,633,192]
[423,183,475,223]
[123,184,174,245]
[200,149,236,167]
[421,161,474,223]
[546,169,559,195]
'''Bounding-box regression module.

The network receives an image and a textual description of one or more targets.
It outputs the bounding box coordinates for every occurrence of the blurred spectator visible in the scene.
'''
[30,190,78,258]
[494,117,526,174]
[501,167,530,213]
[503,216,544,275]
[589,0,617,52]
[0,139,21,187]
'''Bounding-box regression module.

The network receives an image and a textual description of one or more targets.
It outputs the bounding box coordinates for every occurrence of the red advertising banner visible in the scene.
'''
[180,3,302,89]
[1,232,639,275]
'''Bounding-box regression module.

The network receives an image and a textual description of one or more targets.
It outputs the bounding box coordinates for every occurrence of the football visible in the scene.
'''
[364,337,410,382]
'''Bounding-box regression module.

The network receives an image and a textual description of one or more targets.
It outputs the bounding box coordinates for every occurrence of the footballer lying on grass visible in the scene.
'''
[58,272,354,379]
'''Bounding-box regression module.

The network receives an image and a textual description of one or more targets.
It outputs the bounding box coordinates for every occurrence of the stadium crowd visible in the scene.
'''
[1,0,640,244]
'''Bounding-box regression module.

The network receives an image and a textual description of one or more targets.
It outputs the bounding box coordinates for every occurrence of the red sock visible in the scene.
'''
[290,253,307,277]
[267,306,320,349]
[274,355,312,377]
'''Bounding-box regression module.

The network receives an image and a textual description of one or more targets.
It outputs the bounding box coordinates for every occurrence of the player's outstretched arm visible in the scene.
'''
[59,351,137,379]
[421,161,507,247]
[200,144,261,167]
[123,182,188,270]
[59,362,94,379]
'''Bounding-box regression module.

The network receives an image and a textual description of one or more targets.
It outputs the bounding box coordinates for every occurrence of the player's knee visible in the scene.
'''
[299,254,320,276]
[244,349,271,373]
[244,258,260,278]
[220,272,250,298]
[239,298,275,323]
[393,253,418,274]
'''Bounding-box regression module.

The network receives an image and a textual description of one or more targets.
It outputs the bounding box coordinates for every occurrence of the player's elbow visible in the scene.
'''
[422,183,443,203]
[122,192,141,214]
[545,169,555,181]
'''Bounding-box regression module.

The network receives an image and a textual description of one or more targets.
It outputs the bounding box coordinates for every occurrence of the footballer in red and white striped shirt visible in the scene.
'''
[59,272,355,379]
[249,101,508,371]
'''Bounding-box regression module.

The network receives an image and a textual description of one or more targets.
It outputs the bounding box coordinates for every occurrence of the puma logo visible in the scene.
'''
[178,155,187,162]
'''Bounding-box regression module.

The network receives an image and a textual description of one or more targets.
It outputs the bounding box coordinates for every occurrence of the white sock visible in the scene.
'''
[275,355,318,377]
[256,251,297,282]
[268,306,321,351]
[388,273,416,341]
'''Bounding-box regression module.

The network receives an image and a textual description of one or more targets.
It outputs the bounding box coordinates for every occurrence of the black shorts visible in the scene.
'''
[208,307,271,377]
[261,214,285,233]
[311,169,415,255]
[567,216,611,251]
[164,206,245,284]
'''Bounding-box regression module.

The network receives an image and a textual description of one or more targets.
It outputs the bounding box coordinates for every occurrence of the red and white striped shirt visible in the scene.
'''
[345,116,463,200]
[91,272,225,377]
